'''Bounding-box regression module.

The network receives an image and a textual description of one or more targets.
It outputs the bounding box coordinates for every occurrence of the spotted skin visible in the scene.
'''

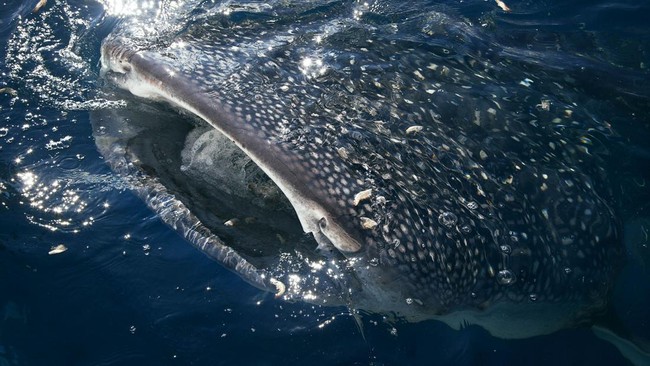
[100,1,623,336]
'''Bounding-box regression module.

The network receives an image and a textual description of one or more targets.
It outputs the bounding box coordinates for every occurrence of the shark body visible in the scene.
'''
[97,1,624,340]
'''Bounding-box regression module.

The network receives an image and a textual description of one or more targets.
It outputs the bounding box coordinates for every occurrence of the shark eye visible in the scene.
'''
[318,217,328,230]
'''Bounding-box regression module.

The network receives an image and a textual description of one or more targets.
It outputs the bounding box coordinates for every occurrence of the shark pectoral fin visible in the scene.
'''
[592,325,650,366]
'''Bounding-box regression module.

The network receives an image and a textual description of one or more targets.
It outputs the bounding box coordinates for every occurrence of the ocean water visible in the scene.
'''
[1,0,649,365]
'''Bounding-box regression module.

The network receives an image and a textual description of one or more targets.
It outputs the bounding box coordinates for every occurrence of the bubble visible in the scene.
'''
[405,298,413,305]
[369,258,379,266]
[466,201,478,210]
[496,269,515,285]
[461,225,472,234]
[499,244,512,255]
[529,293,538,301]
[509,231,519,242]
[350,131,364,140]
[564,267,572,274]
[438,211,458,228]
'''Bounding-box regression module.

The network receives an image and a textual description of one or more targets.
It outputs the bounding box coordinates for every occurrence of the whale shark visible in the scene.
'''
[95,0,644,353]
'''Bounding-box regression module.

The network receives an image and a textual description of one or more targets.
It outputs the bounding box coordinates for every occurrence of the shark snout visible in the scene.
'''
[100,38,137,77]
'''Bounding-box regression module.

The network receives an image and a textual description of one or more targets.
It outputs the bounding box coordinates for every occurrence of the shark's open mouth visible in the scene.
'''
[91,94,358,302]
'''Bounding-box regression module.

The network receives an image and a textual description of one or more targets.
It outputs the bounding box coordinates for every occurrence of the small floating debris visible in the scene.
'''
[270,278,286,298]
[336,147,349,159]
[48,244,67,255]
[360,217,378,230]
[224,218,239,227]
[536,99,551,111]
[353,189,372,206]
[495,0,511,12]
[33,0,47,13]
[405,125,423,135]
[0,87,17,96]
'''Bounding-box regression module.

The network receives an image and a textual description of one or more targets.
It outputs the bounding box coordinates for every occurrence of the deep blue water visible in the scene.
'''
[1,0,649,365]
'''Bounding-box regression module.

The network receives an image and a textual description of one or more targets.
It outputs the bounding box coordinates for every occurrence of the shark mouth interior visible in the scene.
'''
[91,93,352,302]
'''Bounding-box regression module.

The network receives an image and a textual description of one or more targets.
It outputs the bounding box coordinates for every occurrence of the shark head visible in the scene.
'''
[99,36,442,312]
[101,38,367,251]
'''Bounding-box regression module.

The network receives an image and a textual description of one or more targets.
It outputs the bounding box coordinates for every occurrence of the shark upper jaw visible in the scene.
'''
[99,39,366,259]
